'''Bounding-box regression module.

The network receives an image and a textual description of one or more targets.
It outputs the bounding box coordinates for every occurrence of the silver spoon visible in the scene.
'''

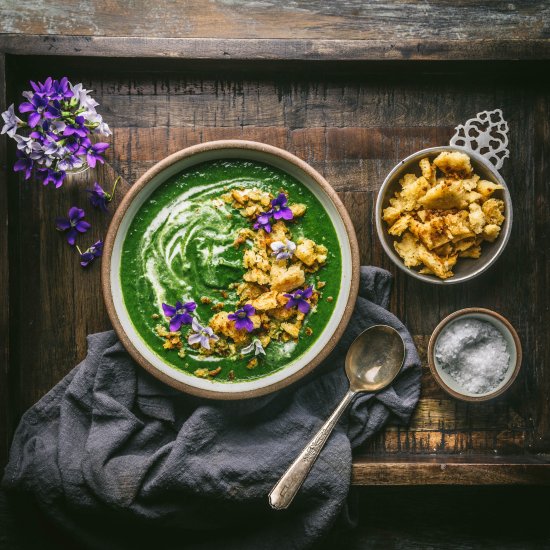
[268,324,405,510]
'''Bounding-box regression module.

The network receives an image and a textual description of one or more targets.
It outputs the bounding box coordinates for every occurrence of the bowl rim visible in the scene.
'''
[427,307,523,402]
[101,139,360,400]
[374,145,513,285]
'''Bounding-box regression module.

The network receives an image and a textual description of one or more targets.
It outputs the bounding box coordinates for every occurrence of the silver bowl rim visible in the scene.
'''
[374,145,513,285]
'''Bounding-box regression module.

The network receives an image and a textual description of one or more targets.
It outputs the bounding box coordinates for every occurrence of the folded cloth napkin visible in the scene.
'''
[3,266,421,550]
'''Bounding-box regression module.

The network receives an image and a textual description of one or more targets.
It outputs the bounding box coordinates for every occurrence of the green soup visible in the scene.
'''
[120,159,342,382]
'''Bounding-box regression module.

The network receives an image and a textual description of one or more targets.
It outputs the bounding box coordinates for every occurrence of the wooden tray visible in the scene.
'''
[1,36,549,485]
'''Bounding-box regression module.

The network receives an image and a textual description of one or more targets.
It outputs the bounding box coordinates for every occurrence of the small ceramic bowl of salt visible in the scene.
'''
[428,308,522,401]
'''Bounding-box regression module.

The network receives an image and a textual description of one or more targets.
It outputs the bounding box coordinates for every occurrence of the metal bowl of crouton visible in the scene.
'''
[375,146,513,284]
[103,140,360,400]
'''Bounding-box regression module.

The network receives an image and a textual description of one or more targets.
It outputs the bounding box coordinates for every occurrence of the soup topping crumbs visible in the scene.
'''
[155,187,329,380]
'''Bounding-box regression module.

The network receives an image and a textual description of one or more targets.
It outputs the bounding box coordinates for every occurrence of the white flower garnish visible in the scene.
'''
[241,338,266,356]
[270,239,296,260]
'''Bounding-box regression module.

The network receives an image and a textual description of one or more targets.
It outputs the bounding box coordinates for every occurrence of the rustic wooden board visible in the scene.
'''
[2,51,550,485]
[1,0,549,42]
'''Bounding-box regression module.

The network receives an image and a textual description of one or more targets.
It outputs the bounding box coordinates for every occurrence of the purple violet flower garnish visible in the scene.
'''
[284,286,313,314]
[55,206,91,246]
[1,104,22,138]
[162,300,197,332]
[271,193,294,221]
[270,239,296,260]
[228,304,256,332]
[188,318,219,350]
[78,138,110,168]
[78,240,103,267]
[253,211,272,233]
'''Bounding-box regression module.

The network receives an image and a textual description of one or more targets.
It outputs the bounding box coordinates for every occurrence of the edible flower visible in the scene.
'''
[77,137,110,168]
[188,318,219,350]
[78,240,103,267]
[270,193,293,221]
[253,211,272,233]
[270,239,296,260]
[1,104,22,138]
[162,300,197,332]
[40,168,66,189]
[228,304,256,332]
[13,150,34,180]
[55,206,91,246]
[63,115,89,138]
[18,93,59,128]
[241,338,266,356]
[2,77,111,186]
[284,286,313,314]
[87,177,119,212]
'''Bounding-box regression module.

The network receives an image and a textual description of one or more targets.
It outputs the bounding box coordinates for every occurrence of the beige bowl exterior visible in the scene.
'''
[375,146,513,284]
[428,308,522,402]
[102,140,360,400]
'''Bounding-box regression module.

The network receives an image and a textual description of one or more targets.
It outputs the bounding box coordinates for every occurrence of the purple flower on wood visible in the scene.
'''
[271,193,293,221]
[55,206,91,246]
[253,211,272,233]
[14,134,42,157]
[63,115,88,138]
[19,94,59,128]
[13,151,33,180]
[228,304,256,332]
[188,318,219,350]
[51,77,73,100]
[57,153,83,172]
[79,240,103,267]
[162,300,197,332]
[39,167,66,188]
[78,138,109,168]
[284,286,313,314]
[1,104,22,138]
[29,77,54,98]
[87,182,110,211]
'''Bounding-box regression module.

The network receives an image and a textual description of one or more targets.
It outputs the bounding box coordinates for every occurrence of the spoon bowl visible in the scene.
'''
[346,325,406,392]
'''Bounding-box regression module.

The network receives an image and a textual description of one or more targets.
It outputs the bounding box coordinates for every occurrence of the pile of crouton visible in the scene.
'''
[383,151,505,279]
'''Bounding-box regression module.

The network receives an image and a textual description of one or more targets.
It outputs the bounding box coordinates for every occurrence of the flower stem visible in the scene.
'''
[76,245,83,255]
[109,176,121,201]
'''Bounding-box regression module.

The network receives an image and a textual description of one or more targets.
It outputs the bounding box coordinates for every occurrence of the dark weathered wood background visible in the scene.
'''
[4,55,550,472]
[1,1,550,548]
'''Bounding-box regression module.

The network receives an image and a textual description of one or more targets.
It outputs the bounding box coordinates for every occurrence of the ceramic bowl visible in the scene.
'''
[428,308,522,402]
[375,146,513,284]
[102,140,360,400]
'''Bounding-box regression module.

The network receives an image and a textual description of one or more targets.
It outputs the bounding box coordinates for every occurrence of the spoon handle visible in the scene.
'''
[268,389,356,510]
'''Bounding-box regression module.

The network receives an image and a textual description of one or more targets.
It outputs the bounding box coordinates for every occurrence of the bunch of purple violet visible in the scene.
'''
[1,77,111,188]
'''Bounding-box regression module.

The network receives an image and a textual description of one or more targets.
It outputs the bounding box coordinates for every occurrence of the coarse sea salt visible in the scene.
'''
[435,318,510,395]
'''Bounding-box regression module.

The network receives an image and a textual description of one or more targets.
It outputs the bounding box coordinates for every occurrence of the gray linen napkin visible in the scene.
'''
[3,266,421,549]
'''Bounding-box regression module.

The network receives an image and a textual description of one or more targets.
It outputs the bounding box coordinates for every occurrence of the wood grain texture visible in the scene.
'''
[2,54,550,484]
[351,455,550,485]
[0,53,10,471]
[1,35,550,61]
[0,0,549,41]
